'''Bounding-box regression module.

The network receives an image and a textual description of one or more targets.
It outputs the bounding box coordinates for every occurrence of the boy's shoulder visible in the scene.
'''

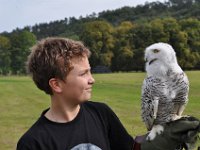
[83,101,115,120]
[83,101,112,112]
[17,116,44,149]
[84,100,108,107]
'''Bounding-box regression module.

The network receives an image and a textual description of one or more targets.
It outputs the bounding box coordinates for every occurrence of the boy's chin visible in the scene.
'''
[78,98,90,104]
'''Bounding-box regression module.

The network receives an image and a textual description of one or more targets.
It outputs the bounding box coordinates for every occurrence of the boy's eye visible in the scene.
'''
[153,49,160,53]
[80,72,87,76]
[80,73,85,76]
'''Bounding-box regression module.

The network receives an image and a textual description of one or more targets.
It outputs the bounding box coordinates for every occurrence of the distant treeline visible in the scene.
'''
[0,0,200,75]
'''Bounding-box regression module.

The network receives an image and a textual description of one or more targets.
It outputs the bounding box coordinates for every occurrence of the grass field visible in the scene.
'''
[0,71,200,149]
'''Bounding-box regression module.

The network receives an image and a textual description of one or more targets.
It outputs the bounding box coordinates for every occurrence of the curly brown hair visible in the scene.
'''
[27,37,91,95]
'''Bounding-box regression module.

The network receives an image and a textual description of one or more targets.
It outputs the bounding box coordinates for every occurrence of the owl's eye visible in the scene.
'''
[153,49,160,53]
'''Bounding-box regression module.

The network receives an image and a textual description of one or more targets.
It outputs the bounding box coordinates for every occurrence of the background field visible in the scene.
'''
[0,71,199,150]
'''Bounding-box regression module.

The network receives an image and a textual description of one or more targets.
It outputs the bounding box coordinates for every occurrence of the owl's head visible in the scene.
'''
[145,42,182,77]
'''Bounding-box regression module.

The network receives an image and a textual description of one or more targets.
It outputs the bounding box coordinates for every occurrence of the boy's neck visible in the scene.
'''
[45,96,80,123]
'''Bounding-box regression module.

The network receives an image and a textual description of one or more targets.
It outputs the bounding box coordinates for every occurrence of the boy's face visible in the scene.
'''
[60,56,95,104]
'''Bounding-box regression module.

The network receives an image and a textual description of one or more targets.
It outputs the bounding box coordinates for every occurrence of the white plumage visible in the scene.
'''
[141,42,189,140]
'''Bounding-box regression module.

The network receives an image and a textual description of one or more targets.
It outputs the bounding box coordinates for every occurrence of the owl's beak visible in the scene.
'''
[149,58,158,65]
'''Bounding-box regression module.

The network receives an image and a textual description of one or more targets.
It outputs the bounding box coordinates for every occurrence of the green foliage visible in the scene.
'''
[112,21,134,71]
[150,19,169,43]
[9,30,36,74]
[80,21,114,67]
[0,36,11,75]
[1,0,200,73]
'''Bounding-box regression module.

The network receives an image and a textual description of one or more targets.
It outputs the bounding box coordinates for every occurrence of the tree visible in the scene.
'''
[180,18,200,52]
[80,21,114,68]
[131,23,153,71]
[9,30,36,74]
[179,18,200,68]
[162,18,199,69]
[169,0,194,8]
[112,21,134,71]
[0,36,11,75]
[150,19,169,43]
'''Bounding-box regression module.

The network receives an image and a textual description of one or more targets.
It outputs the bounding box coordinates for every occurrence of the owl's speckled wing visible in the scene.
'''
[141,76,161,131]
[170,72,189,116]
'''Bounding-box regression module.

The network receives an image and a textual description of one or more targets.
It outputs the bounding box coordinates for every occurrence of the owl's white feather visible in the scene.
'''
[141,42,189,141]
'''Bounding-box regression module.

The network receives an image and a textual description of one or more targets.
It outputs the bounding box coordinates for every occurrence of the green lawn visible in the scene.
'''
[0,71,200,149]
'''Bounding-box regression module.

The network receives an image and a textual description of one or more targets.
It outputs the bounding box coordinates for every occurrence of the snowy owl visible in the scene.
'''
[141,42,189,141]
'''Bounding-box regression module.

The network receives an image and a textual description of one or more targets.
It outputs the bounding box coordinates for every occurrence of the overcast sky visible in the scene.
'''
[0,0,165,33]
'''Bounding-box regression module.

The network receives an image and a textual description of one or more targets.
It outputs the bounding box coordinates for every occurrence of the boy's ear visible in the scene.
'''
[49,78,62,94]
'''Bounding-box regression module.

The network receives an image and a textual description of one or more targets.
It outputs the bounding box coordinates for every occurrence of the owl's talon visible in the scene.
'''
[172,115,182,120]
[146,135,151,142]
[146,130,156,141]
[146,125,164,141]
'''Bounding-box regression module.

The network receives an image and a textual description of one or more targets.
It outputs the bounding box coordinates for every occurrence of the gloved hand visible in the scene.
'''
[135,116,200,150]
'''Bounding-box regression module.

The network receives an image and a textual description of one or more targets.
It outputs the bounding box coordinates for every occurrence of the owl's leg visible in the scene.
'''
[177,104,186,116]
[146,124,164,141]
[172,104,186,120]
[172,114,182,120]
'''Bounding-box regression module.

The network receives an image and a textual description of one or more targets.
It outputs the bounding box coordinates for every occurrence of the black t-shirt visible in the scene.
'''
[17,101,134,150]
